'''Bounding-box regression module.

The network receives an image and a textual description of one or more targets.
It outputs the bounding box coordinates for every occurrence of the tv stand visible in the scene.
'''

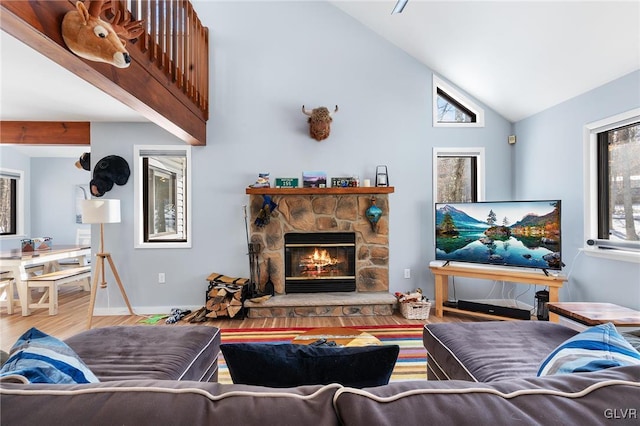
[429,262,567,322]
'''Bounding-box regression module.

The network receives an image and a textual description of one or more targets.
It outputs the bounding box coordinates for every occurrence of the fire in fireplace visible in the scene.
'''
[284,232,356,293]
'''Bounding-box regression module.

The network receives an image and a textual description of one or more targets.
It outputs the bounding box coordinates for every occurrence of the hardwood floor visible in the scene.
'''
[0,287,480,352]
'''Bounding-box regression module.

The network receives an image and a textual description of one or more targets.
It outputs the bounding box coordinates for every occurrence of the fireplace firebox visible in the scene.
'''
[284,232,356,293]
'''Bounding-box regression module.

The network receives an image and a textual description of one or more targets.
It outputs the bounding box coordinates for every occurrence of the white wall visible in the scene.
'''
[88,1,512,314]
[514,70,640,309]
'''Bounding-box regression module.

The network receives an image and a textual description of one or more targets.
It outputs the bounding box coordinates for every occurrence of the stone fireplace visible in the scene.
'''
[244,187,395,317]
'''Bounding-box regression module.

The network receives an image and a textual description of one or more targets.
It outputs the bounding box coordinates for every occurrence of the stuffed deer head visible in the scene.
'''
[62,0,144,68]
[302,105,338,141]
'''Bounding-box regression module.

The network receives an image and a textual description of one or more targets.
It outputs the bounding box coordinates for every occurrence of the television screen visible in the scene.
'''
[435,200,562,271]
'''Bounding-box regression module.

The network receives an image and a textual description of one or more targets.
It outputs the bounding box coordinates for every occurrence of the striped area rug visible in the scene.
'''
[218,324,427,384]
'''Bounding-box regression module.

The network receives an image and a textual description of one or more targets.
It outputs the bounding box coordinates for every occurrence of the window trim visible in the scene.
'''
[134,145,192,249]
[583,108,640,263]
[433,75,485,128]
[432,147,486,204]
[0,168,25,239]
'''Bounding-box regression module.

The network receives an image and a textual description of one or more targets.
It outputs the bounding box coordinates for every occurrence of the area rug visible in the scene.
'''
[218,324,427,384]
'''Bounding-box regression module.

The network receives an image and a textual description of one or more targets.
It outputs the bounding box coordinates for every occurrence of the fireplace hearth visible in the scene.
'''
[285,232,356,293]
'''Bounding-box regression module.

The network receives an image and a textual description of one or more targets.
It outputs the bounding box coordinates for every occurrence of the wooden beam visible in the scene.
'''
[0,121,90,144]
[0,1,206,146]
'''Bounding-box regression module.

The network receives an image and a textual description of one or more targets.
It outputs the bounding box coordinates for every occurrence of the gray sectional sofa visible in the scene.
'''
[1,322,639,425]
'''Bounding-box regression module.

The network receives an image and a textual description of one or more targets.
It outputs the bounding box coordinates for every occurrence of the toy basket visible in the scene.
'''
[399,300,432,320]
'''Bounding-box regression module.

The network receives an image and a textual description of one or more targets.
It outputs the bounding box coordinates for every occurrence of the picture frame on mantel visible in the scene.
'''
[302,171,327,188]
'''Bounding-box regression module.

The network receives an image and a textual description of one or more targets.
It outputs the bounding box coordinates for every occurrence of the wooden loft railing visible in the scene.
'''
[134,0,209,119]
[0,0,208,146]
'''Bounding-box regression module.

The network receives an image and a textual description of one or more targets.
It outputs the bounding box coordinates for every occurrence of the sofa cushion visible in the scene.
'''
[0,327,99,384]
[0,379,342,426]
[538,322,640,376]
[221,343,399,388]
[622,329,640,352]
[64,326,221,382]
[423,321,578,382]
[333,365,640,425]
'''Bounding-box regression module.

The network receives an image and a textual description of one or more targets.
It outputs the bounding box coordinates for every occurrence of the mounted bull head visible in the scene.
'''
[62,0,144,68]
[302,105,339,141]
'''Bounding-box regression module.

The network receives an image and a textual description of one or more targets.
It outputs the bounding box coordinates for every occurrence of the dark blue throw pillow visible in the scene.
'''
[220,343,399,388]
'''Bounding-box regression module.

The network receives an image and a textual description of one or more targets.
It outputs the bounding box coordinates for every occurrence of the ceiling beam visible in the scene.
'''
[1,121,90,144]
[0,1,206,146]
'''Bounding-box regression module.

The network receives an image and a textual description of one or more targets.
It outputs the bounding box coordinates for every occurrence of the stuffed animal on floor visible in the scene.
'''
[75,152,91,171]
[90,155,131,197]
[62,0,144,68]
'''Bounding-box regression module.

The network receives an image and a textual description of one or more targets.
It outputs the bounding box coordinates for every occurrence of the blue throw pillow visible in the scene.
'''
[221,343,399,388]
[0,327,99,384]
[538,322,640,376]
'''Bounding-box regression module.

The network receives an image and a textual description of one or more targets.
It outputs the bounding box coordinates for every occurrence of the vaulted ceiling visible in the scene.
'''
[1,1,638,142]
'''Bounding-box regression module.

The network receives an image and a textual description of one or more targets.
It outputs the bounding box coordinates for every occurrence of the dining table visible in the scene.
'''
[0,245,91,316]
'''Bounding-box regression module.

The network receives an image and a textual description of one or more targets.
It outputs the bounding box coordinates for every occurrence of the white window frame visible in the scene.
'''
[433,75,485,128]
[134,145,192,249]
[582,108,640,263]
[432,147,486,204]
[0,168,25,239]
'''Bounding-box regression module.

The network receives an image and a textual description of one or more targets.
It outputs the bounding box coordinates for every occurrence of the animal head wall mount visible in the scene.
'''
[75,152,91,171]
[90,155,130,197]
[62,0,144,68]
[302,105,338,141]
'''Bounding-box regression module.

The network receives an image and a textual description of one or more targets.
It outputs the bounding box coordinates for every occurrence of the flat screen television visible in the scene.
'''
[435,200,562,271]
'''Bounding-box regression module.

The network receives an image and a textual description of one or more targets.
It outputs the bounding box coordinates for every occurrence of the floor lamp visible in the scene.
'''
[81,199,134,328]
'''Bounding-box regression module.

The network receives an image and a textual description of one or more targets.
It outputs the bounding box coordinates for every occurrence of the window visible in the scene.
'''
[134,145,191,248]
[0,169,24,238]
[433,148,485,203]
[584,108,640,260]
[433,75,484,127]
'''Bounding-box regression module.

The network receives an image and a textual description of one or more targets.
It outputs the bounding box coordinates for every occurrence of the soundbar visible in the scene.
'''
[586,239,640,251]
[457,300,531,320]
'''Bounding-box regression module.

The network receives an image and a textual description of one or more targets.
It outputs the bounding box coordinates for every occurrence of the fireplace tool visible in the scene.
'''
[243,205,261,297]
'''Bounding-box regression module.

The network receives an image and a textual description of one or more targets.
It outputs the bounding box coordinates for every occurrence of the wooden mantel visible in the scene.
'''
[246,186,395,195]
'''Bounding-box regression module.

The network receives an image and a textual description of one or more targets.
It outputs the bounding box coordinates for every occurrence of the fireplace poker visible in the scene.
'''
[243,205,260,297]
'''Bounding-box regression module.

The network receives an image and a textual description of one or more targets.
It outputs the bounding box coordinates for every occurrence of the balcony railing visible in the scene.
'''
[117,0,209,119]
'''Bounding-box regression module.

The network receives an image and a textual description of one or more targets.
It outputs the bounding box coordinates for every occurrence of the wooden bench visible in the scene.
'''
[26,266,91,315]
[0,275,17,314]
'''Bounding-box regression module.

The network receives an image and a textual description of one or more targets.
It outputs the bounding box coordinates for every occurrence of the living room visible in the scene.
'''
[1,1,638,320]
[1,2,639,423]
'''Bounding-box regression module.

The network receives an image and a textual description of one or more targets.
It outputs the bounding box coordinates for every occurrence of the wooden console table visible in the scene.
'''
[429,262,567,322]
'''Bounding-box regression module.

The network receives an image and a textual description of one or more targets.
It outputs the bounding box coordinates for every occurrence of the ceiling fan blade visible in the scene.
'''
[391,0,409,14]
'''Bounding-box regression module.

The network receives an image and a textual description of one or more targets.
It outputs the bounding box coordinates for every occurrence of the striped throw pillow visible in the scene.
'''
[538,322,640,376]
[0,327,99,384]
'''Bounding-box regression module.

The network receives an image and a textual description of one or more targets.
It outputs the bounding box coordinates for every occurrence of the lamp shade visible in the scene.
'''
[81,199,121,224]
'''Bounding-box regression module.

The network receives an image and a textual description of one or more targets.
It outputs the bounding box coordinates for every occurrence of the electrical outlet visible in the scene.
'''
[404,268,411,279]
[158,273,166,284]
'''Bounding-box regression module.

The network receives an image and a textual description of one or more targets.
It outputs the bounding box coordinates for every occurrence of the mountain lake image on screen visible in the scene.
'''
[435,200,562,271]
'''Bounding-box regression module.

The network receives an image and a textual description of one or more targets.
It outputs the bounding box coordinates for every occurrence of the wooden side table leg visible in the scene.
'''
[548,287,560,323]
[434,274,448,318]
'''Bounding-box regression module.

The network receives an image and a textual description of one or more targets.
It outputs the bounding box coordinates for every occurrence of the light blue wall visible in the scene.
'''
[0,146,31,251]
[0,150,90,250]
[30,157,90,245]
[513,70,640,309]
[86,1,512,314]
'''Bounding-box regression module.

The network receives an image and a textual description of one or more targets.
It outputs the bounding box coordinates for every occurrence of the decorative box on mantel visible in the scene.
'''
[245,186,395,318]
